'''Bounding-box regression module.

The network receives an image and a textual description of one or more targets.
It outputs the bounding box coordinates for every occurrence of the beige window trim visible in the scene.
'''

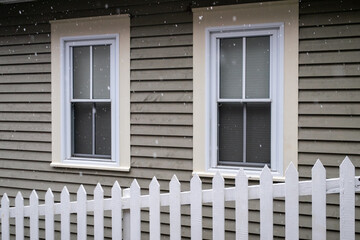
[50,15,131,171]
[193,0,298,179]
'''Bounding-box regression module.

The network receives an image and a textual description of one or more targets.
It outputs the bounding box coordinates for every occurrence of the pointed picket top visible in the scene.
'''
[312,159,325,174]
[213,171,224,185]
[131,179,140,190]
[236,168,247,181]
[112,181,122,195]
[340,156,354,170]
[45,188,54,201]
[191,173,201,186]
[77,185,87,197]
[95,183,104,195]
[16,191,24,202]
[260,164,272,181]
[61,186,70,199]
[30,190,38,202]
[150,176,160,189]
[285,162,298,178]
[1,192,9,205]
[170,174,180,187]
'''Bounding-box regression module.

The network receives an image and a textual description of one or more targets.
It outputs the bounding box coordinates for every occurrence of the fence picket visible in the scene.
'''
[130,180,141,240]
[150,177,161,240]
[169,175,181,240]
[235,169,248,240]
[61,186,70,240]
[77,185,87,240]
[0,158,358,240]
[111,181,122,240]
[340,157,355,240]
[1,193,10,240]
[94,183,104,240]
[312,160,326,240]
[260,165,273,240]
[285,163,299,240]
[15,192,24,240]
[30,190,39,240]
[190,174,202,240]
[213,172,225,240]
[45,189,54,240]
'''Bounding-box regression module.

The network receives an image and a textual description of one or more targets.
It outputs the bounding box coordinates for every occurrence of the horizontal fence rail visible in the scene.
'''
[1,157,359,239]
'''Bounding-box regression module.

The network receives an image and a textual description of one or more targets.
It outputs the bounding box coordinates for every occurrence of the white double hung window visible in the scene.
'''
[65,38,116,161]
[209,27,281,170]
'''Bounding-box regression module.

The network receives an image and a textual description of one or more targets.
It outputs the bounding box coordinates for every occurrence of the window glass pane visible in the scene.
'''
[220,38,243,99]
[73,46,90,99]
[95,103,111,156]
[73,103,92,155]
[245,36,270,99]
[218,103,243,163]
[246,103,271,165]
[93,45,110,99]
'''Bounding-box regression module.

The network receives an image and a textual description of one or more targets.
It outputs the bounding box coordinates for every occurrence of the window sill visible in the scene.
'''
[50,162,130,172]
[193,168,285,182]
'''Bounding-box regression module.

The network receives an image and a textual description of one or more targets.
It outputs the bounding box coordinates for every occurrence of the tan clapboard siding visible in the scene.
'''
[131,35,192,48]
[0,112,51,122]
[299,78,360,90]
[0,122,51,132]
[299,64,360,77]
[0,103,51,112]
[131,46,193,59]
[0,141,51,152]
[0,93,50,102]
[0,53,50,65]
[0,23,50,37]
[0,83,50,93]
[131,80,193,91]
[299,128,360,142]
[131,157,192,170]
[0,150,50,161]
[131,113,192,125]
[131,103,192,113]
[131,57,192,69]
[131,23,192,37]
[0,33,50,46]
[299,1,360,235]
[131,125,192,136]
[0,43,50,55]
[0,74,50,83]
[131,92,192,102]
[299,10,360,26]
[299,103,360,115]
[131,135,192,148]
[299,51,360,64]
[0,63,51,74]
[0,131,51,142]
[299,37,360,52]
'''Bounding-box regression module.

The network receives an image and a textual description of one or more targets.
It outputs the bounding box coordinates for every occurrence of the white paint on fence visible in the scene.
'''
[15,192,24,240]
[260,165,273,240]
[169,175,181,240]
[1,193,10,240]
[312,160,326,240]
[285,162,299,240]
[60,186,70,240]
[77,185,87,240]
[45,188,54,240]
[190,174,202,240]
[213,172,225,240]
[94,183,104,240]
[340,156,355,240]
[29,190,39,240]
[0,157,359,240]
[150,177,161,240]
[236,169,248,240]
[111,181,122,240]
[130,180,141,240]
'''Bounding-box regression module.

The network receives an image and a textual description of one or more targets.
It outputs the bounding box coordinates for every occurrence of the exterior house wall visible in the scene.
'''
[0,0,358,239]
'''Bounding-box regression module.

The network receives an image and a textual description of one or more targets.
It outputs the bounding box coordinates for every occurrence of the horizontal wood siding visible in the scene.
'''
[299,0,360,238]
[0,0,358,239]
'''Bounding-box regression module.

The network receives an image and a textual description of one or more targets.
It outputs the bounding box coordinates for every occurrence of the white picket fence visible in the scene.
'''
[0,157,359,240]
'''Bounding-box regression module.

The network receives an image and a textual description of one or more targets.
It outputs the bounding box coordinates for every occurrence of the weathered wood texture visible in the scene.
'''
[298,0,360,239]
